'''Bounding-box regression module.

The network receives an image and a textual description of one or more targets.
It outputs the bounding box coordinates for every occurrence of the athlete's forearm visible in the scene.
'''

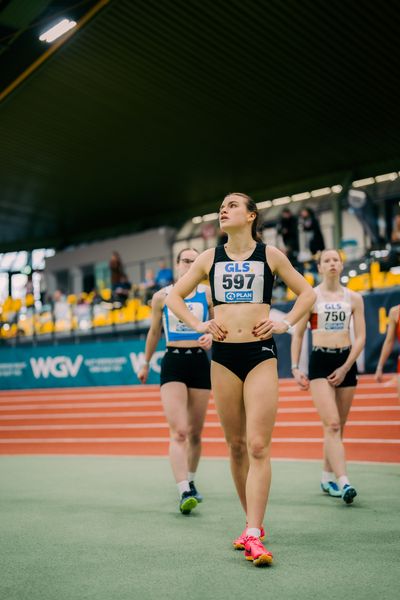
[342,336,365,372]
[284,290,316,327]
[166,290,201,330]
[290,333,304,368]
[376,339,395,370]
[144,328,161,363]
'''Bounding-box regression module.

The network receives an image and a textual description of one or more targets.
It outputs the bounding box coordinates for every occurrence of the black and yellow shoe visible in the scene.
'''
[179,491,198,514]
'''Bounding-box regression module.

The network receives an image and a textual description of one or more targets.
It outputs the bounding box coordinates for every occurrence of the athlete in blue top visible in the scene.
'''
[166,193,315,566]
[138,248,213,515]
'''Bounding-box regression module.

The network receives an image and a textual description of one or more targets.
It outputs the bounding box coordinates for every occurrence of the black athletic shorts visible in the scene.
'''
[160,346,211,389]
[308,346,358,387]
[211,338,277,382]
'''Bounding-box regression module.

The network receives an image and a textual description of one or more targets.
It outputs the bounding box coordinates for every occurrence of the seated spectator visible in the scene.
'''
[74,294,92,330]
[139,268,157,304]
[52,289,71,326]
[155,260,174,289]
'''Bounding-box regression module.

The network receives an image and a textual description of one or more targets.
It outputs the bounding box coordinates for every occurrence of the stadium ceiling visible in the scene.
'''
[1,0,400,251]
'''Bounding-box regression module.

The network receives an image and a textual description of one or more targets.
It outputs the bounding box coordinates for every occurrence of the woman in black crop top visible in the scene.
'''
[167,193,315,566]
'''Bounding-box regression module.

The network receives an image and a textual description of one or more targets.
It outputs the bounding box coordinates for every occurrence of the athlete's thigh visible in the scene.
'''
[335,386,355,426]
[211,361,245,440]
[309,379,339,424]
[243,359,278,442]
[161,382,188,431]
[187,388,210,434]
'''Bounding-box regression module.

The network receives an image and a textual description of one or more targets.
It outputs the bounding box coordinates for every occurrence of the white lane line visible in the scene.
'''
[1,420,398,431]
[0,394,396,411]
[0,401,164,411]
[0,410,170,420]
[0,406,398,420]
[0,390,395,405]
[0,391,162,403]
[0,437,399,444]
[0,402,400,422]
[0,376,388,397]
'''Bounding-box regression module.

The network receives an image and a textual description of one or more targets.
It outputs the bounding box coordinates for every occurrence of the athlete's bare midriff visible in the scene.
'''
[312,330,352,349]
[167,339,203,348]
[215,303,271,343]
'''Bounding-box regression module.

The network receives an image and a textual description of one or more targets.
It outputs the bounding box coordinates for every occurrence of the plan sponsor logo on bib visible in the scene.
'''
[225,290,254,302]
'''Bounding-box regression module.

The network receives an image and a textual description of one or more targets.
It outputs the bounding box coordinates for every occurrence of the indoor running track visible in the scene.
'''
[0,375,399,463]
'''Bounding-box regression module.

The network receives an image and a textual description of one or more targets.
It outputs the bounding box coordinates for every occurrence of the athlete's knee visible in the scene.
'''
[324,420,341,435]
[171,428,188,443]
[188,430,202,446]
[247,438,270,460]
[228,437,247,460]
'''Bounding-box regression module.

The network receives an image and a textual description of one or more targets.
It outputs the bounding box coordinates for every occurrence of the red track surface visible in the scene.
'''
[0,375,399,462]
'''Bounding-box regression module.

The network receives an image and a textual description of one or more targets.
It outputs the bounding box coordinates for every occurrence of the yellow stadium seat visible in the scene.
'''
[304,273,315,286]
[12,298,22,312]
[100,288,112,301]
[93,311,113,327]
[135,304,152,321]
[54,319,72,332]
[286,288,296,301]
[25,294,35,307]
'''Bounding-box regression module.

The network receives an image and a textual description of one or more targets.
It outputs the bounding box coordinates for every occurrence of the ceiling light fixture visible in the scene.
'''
[292,192,311,202]
[202,213,219,221]
[352,177,374,187]
[272,197,291,206]
[39,18,77,43]
[374,172,398,183]
[256,200,273,209]
[310,187,331,198]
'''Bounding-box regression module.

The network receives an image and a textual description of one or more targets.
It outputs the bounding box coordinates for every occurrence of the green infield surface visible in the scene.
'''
[1,456,399,600]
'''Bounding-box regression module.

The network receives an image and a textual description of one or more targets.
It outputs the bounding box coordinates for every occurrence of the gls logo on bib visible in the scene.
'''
[225,262,250,273]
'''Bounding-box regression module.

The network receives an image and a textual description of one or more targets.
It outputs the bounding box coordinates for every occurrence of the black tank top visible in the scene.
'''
[209,242,274,306]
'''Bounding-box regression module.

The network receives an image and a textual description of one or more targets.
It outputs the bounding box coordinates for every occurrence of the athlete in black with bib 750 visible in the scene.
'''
[166,193,315,566]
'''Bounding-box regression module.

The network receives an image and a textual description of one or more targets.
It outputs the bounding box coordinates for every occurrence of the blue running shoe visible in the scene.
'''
[189,481,203,502]
[321,481,342,497]
[180,491,198,514]
[342,484,357,504]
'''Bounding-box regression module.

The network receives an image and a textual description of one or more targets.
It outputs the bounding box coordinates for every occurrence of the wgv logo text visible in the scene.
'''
[30,355,84,379]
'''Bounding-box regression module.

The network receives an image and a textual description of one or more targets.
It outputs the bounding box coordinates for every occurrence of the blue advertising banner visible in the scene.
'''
[0,289,398,389]
[363,287,400,373]
[0,339,166,389]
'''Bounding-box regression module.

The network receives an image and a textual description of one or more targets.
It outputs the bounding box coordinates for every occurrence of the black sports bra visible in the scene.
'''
[209,242,274,306]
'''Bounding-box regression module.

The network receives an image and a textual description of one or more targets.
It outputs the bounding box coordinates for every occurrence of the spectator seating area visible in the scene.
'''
[0,290,151,340]
[1,256,399,341]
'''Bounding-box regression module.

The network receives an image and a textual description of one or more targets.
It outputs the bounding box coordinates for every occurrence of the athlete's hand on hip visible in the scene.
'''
[374,366,383,382]
[138,364,149,384]
[197,319,228,341]
[252,319,288,338]
[327,365,348,387]
[292,368,309,391]
[198,333,213,350]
